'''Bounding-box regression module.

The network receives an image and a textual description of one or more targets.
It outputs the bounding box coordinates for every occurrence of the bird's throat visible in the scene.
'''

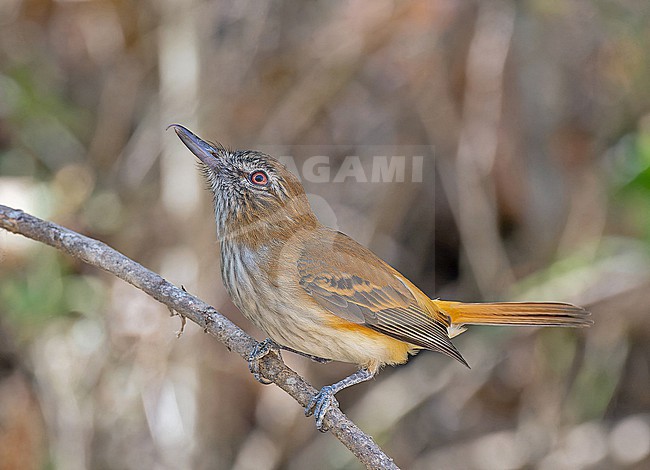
[216,197,319,250]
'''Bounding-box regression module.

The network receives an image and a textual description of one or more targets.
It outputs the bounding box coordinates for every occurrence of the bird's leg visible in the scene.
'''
[305,368,374,431]
[249,339,332,385]
[279,345,332,364]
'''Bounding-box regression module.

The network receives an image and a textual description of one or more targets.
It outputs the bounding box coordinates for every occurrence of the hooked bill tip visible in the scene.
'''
[167,123,190,136]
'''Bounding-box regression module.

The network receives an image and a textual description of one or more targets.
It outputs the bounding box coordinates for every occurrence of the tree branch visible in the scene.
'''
[0,205,398,470]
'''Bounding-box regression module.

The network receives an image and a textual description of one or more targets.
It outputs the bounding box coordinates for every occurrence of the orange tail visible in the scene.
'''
[434,301,592,328]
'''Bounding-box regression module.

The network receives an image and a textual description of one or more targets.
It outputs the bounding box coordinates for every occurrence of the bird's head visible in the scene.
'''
[170,124,317,242]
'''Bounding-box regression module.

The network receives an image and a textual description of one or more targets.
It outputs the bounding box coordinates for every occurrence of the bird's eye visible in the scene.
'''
[249,170,269,186]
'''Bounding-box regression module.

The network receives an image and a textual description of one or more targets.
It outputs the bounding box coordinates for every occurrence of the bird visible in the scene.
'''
[170,124,592,431]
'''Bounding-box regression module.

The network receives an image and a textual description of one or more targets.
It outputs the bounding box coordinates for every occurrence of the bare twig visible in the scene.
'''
[0,205,399,470]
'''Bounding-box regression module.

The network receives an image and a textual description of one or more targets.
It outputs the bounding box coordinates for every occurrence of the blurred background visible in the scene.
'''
[1,0,650,469]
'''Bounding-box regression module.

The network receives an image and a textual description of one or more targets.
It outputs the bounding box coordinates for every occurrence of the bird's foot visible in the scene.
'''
[305,385,339,432]
[248,338,279,385]
[304,369,373,431]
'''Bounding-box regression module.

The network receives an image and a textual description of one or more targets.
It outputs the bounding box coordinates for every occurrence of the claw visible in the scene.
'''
[305,385,338,432]
[248,338,278,385]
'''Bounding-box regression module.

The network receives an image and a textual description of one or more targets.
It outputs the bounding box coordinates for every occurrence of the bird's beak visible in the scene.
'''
[168,124,224,170]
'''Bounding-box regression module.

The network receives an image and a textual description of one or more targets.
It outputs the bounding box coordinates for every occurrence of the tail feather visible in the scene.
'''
[435,301,593,328]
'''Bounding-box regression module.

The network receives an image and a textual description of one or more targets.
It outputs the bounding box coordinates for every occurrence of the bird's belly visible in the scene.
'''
[221,244,415,371]
[237,289,414,372]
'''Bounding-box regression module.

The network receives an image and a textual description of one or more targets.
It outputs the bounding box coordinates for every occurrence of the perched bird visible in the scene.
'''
[170,124,592,431]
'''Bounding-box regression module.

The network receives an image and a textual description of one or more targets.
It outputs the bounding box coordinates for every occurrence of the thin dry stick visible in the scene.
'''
[0,205,399,470]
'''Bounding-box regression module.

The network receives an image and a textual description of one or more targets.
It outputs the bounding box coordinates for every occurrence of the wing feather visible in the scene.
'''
[298,231,467,365]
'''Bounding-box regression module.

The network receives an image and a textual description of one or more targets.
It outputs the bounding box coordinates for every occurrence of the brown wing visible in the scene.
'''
[298,230,467,366]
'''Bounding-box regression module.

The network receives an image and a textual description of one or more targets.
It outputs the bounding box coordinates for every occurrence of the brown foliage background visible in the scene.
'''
[1,1,650,469]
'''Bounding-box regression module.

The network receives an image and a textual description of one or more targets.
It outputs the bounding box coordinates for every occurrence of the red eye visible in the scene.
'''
[249,170,268,186]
